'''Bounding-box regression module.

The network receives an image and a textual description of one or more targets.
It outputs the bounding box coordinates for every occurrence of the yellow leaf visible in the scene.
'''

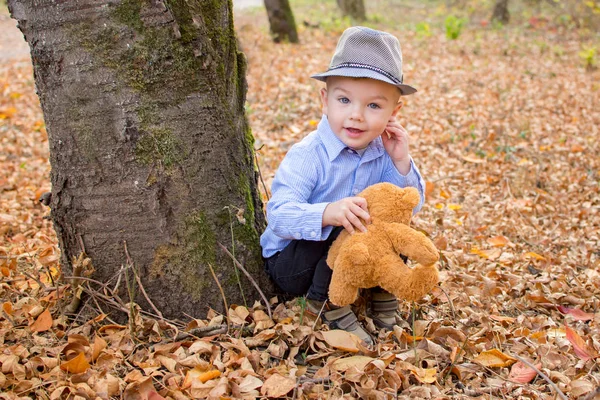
[473,349,517,368]
[60,352,91,374]
[434,203,444,209]
[448,203,462,210]
[30,308,53,332]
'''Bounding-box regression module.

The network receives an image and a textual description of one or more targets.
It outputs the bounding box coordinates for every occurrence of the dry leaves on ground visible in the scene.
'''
[1,8,599,400]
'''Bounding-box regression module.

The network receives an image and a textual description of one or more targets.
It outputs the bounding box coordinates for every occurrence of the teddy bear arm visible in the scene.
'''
[384,223,439,265]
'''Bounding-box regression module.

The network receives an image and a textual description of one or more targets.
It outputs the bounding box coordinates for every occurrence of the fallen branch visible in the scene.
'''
[218,242,272,319]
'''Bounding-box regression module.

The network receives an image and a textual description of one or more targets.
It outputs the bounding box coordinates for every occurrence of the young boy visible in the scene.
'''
[260,26,425,346]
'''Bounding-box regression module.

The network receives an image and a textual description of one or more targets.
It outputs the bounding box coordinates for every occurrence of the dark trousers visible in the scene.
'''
[264,227,343,302]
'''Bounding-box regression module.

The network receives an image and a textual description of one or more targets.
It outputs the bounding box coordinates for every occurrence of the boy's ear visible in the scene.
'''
[391,99,403,117]
[320,87,328,115]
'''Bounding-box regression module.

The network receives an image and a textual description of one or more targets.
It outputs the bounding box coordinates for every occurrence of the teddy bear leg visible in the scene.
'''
[376,257,439,302]
[328,267,359,307]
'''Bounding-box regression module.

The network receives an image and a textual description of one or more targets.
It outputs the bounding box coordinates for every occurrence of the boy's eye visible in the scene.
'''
[368,103,381,109]
[338,97,350,104]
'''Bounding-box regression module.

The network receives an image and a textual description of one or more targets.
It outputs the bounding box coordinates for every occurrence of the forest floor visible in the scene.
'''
[1,1,600,399]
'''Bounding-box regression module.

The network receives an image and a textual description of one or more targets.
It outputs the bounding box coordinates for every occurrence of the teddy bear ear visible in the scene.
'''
[402,187,420,208]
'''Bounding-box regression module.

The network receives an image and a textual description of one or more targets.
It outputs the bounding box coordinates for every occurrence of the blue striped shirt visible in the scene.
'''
[260,115,425,257]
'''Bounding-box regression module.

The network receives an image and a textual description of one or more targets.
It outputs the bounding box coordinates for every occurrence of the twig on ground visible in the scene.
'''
[208,262,230,334]
[311,300,327,331]
[436,286,456,320]
[174,324,229,341]
[124,241,164,321]
[22,270,45,290]
[218,242,272,319]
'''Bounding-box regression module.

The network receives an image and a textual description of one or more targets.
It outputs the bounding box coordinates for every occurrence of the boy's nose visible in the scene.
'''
[349,107,364,121]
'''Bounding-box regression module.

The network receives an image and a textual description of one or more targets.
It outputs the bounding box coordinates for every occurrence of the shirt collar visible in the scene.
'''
[317,115,385,162]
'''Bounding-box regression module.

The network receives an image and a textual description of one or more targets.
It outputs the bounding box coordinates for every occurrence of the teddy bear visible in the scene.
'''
[326,183,440,306]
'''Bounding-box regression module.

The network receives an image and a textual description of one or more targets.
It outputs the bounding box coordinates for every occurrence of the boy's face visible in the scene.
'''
[320,76,403,150]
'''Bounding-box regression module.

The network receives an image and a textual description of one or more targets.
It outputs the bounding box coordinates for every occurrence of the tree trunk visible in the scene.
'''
[264,0,298,43]
[336,0,366,21]
[8,0,271,320]
[491,0,510,24]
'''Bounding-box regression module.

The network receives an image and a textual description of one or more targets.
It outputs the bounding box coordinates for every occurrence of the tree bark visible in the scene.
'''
[8,0,271,320]
[336,0,366,21]
[263,0,298,43]
[491,0,510,24]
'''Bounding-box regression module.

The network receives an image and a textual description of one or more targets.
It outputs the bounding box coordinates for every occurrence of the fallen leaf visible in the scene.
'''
[565,325,597,361]
[60,352,90,374]
[260,373,295,397]
[331,355,374,372]
[524,252,545,261]
[198,369,221,383]
[473,349,517,368]
[30,308,52,332]
[508,361,541,383]
[487,235,509,247]
[321,330,361,352]
[557,306,595,321]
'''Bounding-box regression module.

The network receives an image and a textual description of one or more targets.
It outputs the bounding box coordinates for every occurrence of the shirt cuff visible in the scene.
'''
[292,202,331,241]
[391,158,421,187]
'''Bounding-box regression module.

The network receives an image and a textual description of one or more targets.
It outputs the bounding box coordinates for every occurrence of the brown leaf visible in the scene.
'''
[30,308,52,332]
[260,373,295,397]
[331,355,374,372]
[92,335,107,362]
[487,235,509,247]
[320,330,360,353]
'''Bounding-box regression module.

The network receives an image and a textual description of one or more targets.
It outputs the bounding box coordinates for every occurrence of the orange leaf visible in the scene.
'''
[60,352,91,374]
[487,235,509,247]
[473,349,517,367]
[2,302,12,315]
[92,335,108,362]
[509,361,541,383]
[198,370,221,383]
[565,325,598,361]
[557,306,595,321]
[425,181,435,199]
[30,308,53,332]
[524,252,545,261]
[409,367,437,383]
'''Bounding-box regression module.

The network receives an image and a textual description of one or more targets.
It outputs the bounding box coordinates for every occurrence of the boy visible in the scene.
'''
[260,26,425,346]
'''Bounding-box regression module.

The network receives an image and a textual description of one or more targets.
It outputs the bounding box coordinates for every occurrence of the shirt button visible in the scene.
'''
[347,148,353,153]
[352,189,358,195]
[310,231,317,238]
[294,233,301,239]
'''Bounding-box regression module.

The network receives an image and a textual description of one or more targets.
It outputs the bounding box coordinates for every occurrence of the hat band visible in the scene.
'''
[327,62,403,84]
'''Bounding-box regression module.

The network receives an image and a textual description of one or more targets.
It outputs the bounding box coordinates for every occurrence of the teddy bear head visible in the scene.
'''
[360,183,420,224]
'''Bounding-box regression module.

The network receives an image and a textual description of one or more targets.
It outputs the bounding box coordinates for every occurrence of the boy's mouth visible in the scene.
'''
[345,127,364,136]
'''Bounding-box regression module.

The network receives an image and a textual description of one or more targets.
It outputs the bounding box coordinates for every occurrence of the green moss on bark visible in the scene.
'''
[135,127,184,168]
[150,211,217,299]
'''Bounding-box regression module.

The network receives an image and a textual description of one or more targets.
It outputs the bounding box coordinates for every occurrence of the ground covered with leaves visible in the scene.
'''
[1,2,600,399]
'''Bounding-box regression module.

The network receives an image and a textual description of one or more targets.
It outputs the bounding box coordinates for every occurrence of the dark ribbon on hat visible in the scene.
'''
[326,62,404,84]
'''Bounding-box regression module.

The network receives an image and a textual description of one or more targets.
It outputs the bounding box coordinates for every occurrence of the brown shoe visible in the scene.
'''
[366,290,405,330]
[306,299,374,347]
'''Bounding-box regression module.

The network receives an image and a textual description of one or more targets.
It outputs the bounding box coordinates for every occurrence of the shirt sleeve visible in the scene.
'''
[381,156,426,213]
[266,146,332,241]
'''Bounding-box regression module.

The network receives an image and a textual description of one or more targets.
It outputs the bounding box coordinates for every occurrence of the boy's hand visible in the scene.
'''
[323,197,371,234]
[382,120,411,175]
